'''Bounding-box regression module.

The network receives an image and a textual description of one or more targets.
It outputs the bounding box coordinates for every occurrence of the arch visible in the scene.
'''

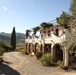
[53,44,63,62]
[35,43,40,53]
[32,43,35,52]
[40,44,43,52]
[25,43,28,50]
[29,43,32,53]
[44,43,51,53]
[25,43,29,52]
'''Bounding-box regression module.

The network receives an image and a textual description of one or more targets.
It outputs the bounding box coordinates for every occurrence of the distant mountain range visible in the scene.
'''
[0,32,25,45]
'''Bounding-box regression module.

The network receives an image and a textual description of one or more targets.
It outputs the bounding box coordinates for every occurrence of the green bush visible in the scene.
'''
[25,51,29,55]
[39,53,53,66]
[0,41,13,52]
[21,49,29,55]
[23,49,29,55]
[0,47,4,56]
[36,52,43,59]
[0,57,3,63]
[57,60,64,68]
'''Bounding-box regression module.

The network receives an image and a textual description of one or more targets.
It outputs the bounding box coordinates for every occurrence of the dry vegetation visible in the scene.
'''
[16,44,26,51]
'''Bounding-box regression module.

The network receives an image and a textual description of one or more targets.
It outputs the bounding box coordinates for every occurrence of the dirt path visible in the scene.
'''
[0,51,75,75]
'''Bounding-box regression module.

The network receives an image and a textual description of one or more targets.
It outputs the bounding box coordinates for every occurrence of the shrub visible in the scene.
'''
[16,45,26,51]
[23,49,29,55]
[36,52,43,59]
[0,47,4,56]
[0,41,12,52]
[57,60,64,68]
[25,51,29,55]
[20,48,28,55]
[0,57,3,63]
[39,53,53,66]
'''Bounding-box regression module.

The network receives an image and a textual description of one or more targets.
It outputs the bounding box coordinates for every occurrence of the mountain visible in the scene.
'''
[0,32,11,37]
[0,32,25,37]
[0,32,25,45]
[0,34,11,44]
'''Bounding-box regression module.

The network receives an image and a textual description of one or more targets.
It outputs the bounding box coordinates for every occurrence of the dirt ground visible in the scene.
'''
[0,51,76,75]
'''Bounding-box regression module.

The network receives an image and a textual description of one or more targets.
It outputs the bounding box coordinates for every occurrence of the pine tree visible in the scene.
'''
[70,0,76,19]
[11,27,16,50]
[56,11,71,28]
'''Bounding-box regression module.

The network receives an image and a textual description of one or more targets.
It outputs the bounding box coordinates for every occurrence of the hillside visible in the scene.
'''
[0,32,25,45]
[0,34,10,44]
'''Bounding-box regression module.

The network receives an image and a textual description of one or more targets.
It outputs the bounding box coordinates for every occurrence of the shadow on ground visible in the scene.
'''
[3,61,12,64]
[0,63,20,75]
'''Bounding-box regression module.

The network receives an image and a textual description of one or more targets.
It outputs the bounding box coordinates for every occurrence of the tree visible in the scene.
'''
[40,22,53,29]
[70,0,76,19]
[26,30,31,38]
[32,26,40,35]
[56,11,70,28]
[11,27,16,50]
[69,0,76,33]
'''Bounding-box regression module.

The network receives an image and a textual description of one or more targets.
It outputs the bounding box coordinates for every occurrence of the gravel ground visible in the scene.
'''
[0,51,76,75]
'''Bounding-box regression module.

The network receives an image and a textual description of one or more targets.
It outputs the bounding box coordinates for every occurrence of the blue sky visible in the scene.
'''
[0,0,71,33]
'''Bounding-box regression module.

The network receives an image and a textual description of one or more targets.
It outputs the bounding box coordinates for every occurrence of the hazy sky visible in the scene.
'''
[0,0,71,33]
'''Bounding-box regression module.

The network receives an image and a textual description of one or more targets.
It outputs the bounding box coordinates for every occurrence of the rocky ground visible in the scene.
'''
[0,51,76,75]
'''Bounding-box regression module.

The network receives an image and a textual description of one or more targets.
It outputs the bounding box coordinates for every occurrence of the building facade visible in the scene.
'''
[25,24,76,67]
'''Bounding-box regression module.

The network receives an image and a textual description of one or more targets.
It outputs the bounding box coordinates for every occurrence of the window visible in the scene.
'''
[43,31,46,33]
[55,29,59,36]
[52,29,54,31]
[48,30,50,36]
[48,30,50,33]
[48,34,50,36]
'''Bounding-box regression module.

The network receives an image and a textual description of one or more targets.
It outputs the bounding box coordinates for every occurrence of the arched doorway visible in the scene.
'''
[44,44,51,53]
[53,44,63,62]
[35,43,40,53]
[25,43,28,50]
[40,44,43,52]
[32,44,35,52]
[29,43,32,53]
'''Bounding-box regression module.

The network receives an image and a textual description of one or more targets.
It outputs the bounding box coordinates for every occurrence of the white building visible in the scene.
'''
[25,23,76,67]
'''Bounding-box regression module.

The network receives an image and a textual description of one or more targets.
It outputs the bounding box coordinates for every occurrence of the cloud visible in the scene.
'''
[3,6,7,10]
[14,16,18,20]
[2,5,18,20]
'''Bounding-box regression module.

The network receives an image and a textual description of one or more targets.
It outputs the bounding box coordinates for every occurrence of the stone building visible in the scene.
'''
[25,23,76,67]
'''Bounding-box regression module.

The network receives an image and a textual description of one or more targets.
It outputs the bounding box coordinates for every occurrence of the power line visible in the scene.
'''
[47,19,57,25]
[49,19,56,22]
